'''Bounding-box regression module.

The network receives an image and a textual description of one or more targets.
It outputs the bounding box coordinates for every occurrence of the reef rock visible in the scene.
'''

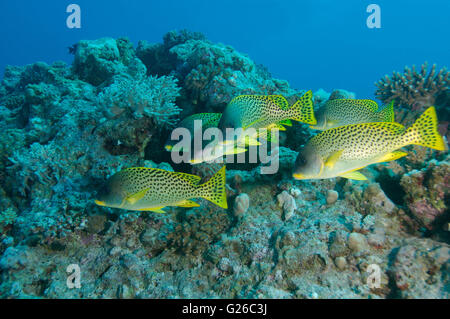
[400,159,449,231]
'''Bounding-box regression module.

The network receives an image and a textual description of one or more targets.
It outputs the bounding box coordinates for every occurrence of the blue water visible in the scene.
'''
[0,0,449,99]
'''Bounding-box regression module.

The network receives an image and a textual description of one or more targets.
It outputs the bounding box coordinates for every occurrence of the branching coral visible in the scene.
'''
[375,62,449,109]
[98,75,181,126]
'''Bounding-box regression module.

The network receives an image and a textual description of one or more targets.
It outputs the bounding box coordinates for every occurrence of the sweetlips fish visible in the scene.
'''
[163,112,245,164]
[95,166,228,212]
[189,140,248,164]
[218,91,316,145]
[311,99,395,130]
[165,113,222,152]
[293,106,446,181]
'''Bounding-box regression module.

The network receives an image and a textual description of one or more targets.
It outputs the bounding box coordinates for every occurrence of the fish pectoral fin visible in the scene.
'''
[269,123,286,131]
[325,150,343,169]
[339,171,368,181]
[376,151,408,163]
[278,119,292,127]
[125,188,149,205]
[140,206,166,213]
[223,147,247,155]
[175,200,200,208]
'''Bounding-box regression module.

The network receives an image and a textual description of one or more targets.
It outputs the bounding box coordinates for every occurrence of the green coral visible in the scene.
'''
[98,75,181,126]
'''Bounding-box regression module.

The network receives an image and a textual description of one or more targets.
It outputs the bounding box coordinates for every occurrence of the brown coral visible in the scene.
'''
[375,62,449,110]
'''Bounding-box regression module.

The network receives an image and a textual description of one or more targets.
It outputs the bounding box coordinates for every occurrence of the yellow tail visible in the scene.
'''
[198,166,228,209]
[290,90,317,125]
[402,106,446,151]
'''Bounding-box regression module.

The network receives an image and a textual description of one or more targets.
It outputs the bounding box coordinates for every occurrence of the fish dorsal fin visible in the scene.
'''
[180,113,222,131]
[330,99,378,112]
[229,95,251,104]
[203,113,222,128]
[126,167,202,184]
[191,113,222,128]
[347,122,404,136]
[354,99,379,112]
[125,188,149,205]
[175,200,200,208]
[373,122,406,134]
[339,170,367,181]
[268,95,289,109]
[325,150,343,169]
[175,172,202,185]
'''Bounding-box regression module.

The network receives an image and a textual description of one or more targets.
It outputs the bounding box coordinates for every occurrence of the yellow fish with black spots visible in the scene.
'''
[311,99,395,130]
[293,106,446,181]
[218,91,316,145]
[95,166,228,212]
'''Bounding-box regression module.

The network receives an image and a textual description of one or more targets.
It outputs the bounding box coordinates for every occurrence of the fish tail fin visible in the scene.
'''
[379,100,395,122]
[403,106,446,151]
[290,90,317,125]
[198,166,228,209]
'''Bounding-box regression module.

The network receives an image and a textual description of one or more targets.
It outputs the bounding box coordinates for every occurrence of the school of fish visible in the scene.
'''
[95,92,447,212]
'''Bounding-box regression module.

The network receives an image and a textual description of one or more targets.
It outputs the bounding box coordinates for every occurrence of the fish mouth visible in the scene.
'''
[95,200,106,206]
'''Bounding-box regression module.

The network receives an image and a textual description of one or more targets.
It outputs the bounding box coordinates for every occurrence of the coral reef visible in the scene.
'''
[400,159,449,232]
[137,29,297,116]
[0,31,448,299]
[375,62,450,128]
[375,62,449,110]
